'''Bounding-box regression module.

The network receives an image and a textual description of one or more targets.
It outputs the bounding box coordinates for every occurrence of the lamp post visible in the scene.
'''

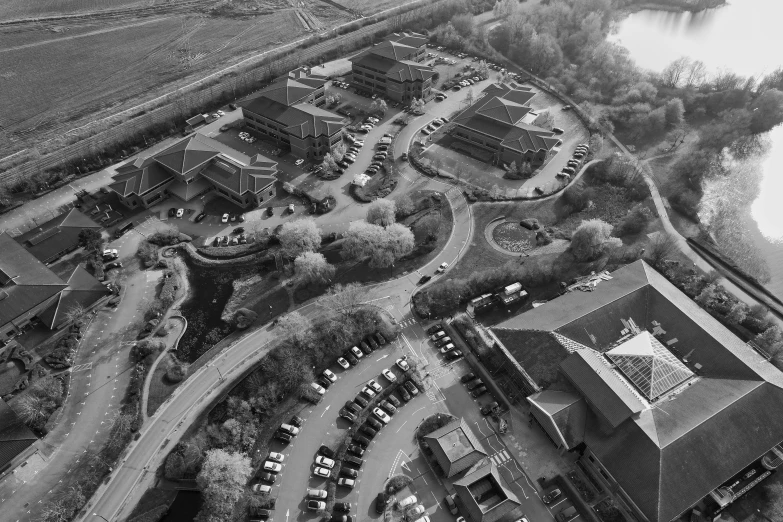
[216,366,224,382]
[93,514,110,522]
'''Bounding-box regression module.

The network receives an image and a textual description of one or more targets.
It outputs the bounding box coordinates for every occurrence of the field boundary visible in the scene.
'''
[0,0,445,182]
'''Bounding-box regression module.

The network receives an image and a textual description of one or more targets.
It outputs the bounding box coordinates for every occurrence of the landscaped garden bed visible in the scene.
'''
[492,222,534,253]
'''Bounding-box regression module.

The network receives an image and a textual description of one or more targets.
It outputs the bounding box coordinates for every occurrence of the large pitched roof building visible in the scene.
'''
[15,209,101,264]
[110,133,277,210]
[491,260,783,522]
[240,67,345,161]
[451,84,560,167]
[422,418,488,477]
[349,32,435,103]
[0,399,38,473]
[0,233,109,343]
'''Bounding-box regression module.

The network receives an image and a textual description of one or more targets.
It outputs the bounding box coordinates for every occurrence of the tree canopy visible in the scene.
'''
[569,219,620,261]
[278,218,321,258]
[294,252,335,286]
[366,198,397,226]
[195,449,252,522]
[342,221,414,268]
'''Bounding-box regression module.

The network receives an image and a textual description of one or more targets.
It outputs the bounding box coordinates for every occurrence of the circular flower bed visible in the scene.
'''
[492,222,533,253]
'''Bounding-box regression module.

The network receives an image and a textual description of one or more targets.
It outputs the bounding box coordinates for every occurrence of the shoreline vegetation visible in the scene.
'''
[623,0,726,14]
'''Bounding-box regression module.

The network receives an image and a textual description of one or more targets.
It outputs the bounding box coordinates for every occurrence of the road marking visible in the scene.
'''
[396,421,408,433]
[320,405,331,417]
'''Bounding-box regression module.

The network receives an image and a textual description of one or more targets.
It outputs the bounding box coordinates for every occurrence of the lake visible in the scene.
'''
[610,0,783,299]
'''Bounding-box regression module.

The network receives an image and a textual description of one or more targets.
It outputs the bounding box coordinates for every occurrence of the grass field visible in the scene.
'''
[0,0,158,20]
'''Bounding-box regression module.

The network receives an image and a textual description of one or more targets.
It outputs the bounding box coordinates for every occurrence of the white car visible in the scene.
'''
[396,358,410,371]
[102,248,118,259]
[315,456,335,469]
[409,505,426,516]
[264,461,282,473]
[295,159,305,166]
[252,484,271,494]
[373,407,391,424]
[176,208,184,218]
[311,382,326,395]
[313,467,331,478]
[221,213,229,223]
[440,344,456,354]
[399,495,418,508]
[323,369,337,382]
[308,489,328,499]
[337,357,350,369]
[337,478,355,488]
[361,386,376,398]
[436,262,449,273]
[431,331,445,341]
[382,368,397,382]
[367,379,382,393]
[351,346,364,359]
[268,452,285,462]
[217,110,225,116]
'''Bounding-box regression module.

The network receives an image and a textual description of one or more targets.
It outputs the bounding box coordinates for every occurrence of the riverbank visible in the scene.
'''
[623,0,726,14]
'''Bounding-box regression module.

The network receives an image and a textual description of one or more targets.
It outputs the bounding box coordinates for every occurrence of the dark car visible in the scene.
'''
[340,409,357,422]
[195,212,206,222]
[426,324,443,335]
[345,401,361,415]
[345,352,359,366]
[466,379,484,390]
[352,435,370,449]
[168,207,177,217]
[318,445,335,459]
[360,425,377,438]
[481,401,500,415]
[229,103,238,110]
[318,376,332,389]
[404,380,419,396]
[259,472,276,483]
[446,350,463,360]
[542,488,563,504]
[367,336,379,350]
[252,509,272,519]
[348,444,365,457]
[387,394,401,408]
[105,261,123,271]
[375,492,391,514]
[266,206,274,217]
[471,386,487,398]
[417,275,432,285]
[461,373,476,383]
[334,502,351,513]
[233,226,245,234]
[274,431,292,443]
[340,467,359,479]
[344,455,363,468]
[354,395,369,408]
[360,341,372,354]
[399,387,411,402]
[290,415,304,427]
[366,417,382,431]
[375,332,387,345]
[380,400,396,415]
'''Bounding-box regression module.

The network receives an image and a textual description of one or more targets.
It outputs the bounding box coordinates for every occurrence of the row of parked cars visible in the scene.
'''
[427,324,463,362]
[421,117,448,136]
[558,143,590,180]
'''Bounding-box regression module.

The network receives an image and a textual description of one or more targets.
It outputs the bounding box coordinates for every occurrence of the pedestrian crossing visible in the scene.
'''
[398,318,417,328]
[71,363,92,373]
[490,450,511,466]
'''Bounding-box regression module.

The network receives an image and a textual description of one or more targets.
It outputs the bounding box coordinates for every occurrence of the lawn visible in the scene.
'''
[146,352,180,417]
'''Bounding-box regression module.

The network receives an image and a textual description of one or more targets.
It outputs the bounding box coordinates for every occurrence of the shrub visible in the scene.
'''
[417,413,456,439]
[234,308,258,330]
[561,181,591,212]
[132,340,163,362]
[570,219,621,261]
[137,241,158,268]
[386,475,413,494]
[615,204,653,236]
[147,226,181,246]
[166,364,187,383]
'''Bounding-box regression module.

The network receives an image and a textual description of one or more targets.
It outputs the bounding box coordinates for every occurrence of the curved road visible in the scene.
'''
[80,97,476,521]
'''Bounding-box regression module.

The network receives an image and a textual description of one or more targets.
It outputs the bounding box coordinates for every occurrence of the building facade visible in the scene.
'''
[110,133,277,210]
[451,84,560,167]
[349,33,435,103]
[240,68,345,161]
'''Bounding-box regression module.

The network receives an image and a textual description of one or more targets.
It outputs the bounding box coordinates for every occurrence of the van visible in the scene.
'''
[279,423,300,436]
[114,221,134,238]
[556,506,578,522]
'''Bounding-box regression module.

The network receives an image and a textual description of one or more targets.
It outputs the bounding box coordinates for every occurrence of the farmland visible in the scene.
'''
[0,0,412,161]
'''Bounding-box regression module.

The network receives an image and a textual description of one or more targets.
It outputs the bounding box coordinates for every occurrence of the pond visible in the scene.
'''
[177,259,258,363]
[159,491,202,522]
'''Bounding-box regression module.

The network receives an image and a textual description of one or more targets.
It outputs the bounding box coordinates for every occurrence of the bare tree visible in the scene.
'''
[63,303,87,326]
[645,232,678,266]
[319,283,366,319]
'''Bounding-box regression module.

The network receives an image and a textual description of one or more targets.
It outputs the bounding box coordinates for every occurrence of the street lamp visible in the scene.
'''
[216,366,225,382]
[93,514,110,522]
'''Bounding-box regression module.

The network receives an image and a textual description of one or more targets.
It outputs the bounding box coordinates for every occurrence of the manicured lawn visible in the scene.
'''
[146,352,180,417]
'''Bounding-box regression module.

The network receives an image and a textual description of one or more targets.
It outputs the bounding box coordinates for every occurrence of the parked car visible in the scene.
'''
[417,275,432,285]
[322,369,337,382]
[445,495,458,515]
[360,341,372,355]
[373,407,391,424]
[399,387,411,402]
[344,401,361,414]
[367,379,382,393]
[426,324,443,335]
[446,350,463,360]
[268,452,285,462]
[481,402,500,415]
[376,332,387,345]
[396,357,410,371]
[399,495,417,508]
[467,379,484,390]
[405,380,420,395]
[315,456,335,469]
[168,207,177,217]
[258,472,276,483]
[556,506,578,522]
[348,444,365,457]
[360,425,377,437]
[345,353,358,366]
[251,483,272,494]
[436,262,449,273]
[376,492,392,514]
[542,488,563,504]
[430,331,446,341]
[366,418,382,431]
[334,502,351,513]
[221,213,229,223]
[471,386,488,398]
[552,127,564,134]
[439,344,455,354]
[102,248,119,260]
[344,455,363,468]
[252,509,273,519]
[337,357,350,369]
[361,386,376,399]
[105,261,123,271]
[337,478,356,488]
[340,467,359,479]
[308,500,326,511]
[461,373,476,383]
[290,415,304,427]
[351,346,364,359]
[367,336,379,350]
[308,489,328,499]
[263,461,282,473]
[279,423,300,436]
[274,431,292,443]
[353,395,369,408]
[387,394,401,408]
[340,410,357,422]
[313,467,331,478]
[380,400,397,415]
[435,336,452,346]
